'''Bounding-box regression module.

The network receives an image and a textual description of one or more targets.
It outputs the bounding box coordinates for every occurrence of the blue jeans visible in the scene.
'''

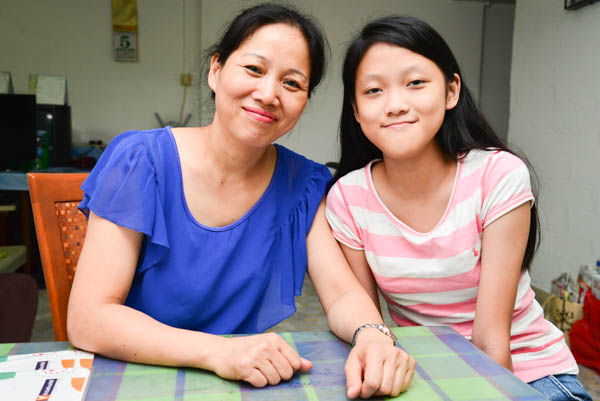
[528,374,592,401]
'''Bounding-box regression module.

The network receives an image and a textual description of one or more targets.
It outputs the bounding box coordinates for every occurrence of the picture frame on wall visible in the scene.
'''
[564,0,599,10]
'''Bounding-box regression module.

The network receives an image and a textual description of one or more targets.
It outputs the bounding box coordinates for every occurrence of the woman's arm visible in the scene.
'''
[68,212,310,387]
[471,202,532,371]
[307,201,415,399]
[340,243,381,313]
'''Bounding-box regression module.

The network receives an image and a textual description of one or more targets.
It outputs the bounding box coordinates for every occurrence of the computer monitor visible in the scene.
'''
[36,103,72,167]
[0,94,37,170]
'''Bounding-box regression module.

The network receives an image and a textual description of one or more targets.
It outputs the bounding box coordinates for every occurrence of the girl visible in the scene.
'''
[68,4,413,398]
[325,16,591,401]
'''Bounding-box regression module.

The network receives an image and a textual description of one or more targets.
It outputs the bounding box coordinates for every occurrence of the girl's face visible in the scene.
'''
[353,43,460,160]
[208,23,311,149]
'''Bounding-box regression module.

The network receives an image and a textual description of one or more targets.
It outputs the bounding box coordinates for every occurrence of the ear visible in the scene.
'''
[445,73,461,110]
[352,101,361,124]
[207,53,222,93]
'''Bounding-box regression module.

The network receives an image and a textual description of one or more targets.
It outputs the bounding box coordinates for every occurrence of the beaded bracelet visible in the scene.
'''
[351,323,397,347]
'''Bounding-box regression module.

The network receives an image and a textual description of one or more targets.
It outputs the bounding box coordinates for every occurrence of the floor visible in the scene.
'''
[32,277,600,400]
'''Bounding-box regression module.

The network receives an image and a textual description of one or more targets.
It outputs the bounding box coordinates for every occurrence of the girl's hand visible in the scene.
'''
[206,333,312,387]
[345,329,415,399]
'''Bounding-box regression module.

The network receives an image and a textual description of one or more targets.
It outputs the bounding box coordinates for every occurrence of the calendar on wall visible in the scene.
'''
[112,0,138,62]
[113,30,137,62]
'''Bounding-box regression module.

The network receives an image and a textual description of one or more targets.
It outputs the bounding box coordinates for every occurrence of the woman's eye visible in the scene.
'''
[283,79,301,89]
[244,65,262,74]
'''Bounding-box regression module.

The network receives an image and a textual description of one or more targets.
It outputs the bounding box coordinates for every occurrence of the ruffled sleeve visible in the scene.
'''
[79,131,169,273]
[287,160,331,302]
[259,149,332,330]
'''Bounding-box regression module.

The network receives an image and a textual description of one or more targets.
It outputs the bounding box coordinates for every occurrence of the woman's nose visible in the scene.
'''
[253,77,279,106]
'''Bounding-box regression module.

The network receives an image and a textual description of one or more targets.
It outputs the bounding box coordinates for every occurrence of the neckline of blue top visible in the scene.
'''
[164,126,281,232]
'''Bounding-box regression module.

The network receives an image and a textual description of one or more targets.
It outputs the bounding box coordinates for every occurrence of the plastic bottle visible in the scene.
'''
[591,260,600,300]
[33,129,49,170]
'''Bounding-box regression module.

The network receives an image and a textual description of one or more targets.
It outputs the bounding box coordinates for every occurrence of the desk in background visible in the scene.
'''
[2,326,546,400]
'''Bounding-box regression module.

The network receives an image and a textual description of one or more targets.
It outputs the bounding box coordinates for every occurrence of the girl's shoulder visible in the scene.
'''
[461,149,528,176]
[332,162,374,189]
[462,148,523,163]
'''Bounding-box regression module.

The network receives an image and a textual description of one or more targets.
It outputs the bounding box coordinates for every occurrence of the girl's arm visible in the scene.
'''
[471,202,532,371]
[68,212,311,388]
[307,201,415,399]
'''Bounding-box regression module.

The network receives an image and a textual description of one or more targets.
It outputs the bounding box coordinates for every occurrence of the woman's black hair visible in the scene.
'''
[333,16,539,271]
[206,2,327,97]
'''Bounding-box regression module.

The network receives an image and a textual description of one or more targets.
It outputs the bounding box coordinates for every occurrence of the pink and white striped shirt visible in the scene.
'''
[326,149,577,383]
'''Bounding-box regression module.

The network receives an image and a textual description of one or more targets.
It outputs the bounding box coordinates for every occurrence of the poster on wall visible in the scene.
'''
[112,0,138,62]
[0,72,14,94]
[28,74,69,105]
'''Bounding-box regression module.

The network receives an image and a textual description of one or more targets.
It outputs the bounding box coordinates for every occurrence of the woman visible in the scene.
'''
[325,15,591,401]
[67,4,414,399]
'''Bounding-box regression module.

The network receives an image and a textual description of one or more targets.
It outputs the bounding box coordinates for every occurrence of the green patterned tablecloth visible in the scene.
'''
[1,326,547,400]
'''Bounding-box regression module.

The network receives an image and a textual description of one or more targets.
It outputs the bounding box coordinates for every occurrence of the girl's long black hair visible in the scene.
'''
[333,16,539,271]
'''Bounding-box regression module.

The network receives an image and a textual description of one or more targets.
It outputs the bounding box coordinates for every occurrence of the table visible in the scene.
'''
[0,245,27,273]
[1,326,546,400]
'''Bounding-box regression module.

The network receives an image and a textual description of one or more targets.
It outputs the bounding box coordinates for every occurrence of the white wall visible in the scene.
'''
[1,0,486,163]
[0,0,204,145]
[509,0,600,290]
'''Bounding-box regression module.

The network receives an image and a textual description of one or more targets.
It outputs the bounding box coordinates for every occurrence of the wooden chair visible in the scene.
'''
[27,173,89,341]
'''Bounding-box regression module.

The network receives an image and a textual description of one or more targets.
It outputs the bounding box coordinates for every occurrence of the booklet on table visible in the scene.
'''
[0,349,93,401]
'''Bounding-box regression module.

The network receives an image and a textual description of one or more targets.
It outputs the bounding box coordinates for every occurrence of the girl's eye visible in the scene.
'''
[283,79,302,90]
[408,80,425,87]
[244,65,262,74]
[365,88,381,95]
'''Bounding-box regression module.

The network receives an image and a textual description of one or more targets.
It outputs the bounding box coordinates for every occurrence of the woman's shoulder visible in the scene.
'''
[270,145,331,218]
[105,127,171,154]
[97,127,175,171]
[274,144,331,181]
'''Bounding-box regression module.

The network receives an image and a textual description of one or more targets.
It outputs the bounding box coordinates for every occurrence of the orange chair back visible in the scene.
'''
[27,173,89,341]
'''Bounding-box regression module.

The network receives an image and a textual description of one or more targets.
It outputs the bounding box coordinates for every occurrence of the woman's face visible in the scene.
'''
[353,43,459,161]
[208,23,311,148]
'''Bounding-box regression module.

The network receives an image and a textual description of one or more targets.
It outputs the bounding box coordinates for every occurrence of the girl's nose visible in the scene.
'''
[385,90,409,116]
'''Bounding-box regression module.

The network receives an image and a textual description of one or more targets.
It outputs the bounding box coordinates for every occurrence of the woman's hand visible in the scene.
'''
[206,333,312,387]
[345,329,415,399]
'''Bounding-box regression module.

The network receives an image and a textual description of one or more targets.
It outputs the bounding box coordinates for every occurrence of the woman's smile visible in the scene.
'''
[243,106,278,124]
[208,23,310,148]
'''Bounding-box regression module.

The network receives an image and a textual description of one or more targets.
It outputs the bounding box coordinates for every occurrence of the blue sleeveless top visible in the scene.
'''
[79,128,331,334]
